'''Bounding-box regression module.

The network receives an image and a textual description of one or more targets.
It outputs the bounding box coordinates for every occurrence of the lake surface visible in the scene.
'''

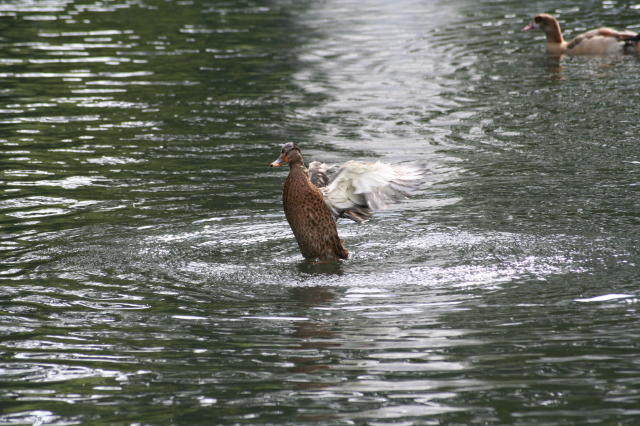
[2,0,640,424]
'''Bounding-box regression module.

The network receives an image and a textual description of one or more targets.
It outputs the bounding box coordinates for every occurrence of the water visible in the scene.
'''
[1,0,640,424]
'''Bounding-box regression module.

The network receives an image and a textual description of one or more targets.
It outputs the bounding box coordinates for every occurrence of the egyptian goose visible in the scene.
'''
[523,13,640,56]
[270,142,422,261]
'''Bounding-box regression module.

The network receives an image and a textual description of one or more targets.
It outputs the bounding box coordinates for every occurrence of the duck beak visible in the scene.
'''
[522,22,535,31]
[270,154,288,167]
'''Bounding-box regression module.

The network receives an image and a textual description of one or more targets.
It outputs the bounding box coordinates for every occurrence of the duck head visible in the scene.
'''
[270,142,304,167]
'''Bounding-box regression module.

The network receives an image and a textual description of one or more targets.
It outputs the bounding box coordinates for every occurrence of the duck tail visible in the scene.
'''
[337,240,349,260]
[623,34,640,53]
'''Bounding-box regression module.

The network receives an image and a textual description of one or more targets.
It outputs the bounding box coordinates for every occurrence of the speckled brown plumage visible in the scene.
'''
[272,143,348,261]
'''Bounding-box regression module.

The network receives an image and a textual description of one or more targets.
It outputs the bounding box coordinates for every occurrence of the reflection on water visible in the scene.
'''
[2,0,640,424]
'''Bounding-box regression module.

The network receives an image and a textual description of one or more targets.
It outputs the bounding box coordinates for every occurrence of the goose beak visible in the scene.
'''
[522,22,535,31]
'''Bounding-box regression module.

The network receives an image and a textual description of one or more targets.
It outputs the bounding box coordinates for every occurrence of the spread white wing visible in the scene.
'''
[310,160,422,223]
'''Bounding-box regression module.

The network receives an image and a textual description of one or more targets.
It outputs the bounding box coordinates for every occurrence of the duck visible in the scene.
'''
[270,142,422,261]
[523,13,640,56]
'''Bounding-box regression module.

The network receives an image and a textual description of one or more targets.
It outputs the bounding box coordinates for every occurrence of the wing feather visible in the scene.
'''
[322,160,422,223]
[308,161,332,188]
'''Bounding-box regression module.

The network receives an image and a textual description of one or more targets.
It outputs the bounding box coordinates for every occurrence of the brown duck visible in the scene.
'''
[270,142,422,261]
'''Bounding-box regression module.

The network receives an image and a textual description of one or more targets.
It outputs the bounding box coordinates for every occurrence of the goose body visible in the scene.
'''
[270,143,421,261]
[523,13,640,56]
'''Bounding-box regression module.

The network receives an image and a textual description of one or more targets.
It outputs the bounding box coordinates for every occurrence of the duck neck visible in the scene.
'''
[287,150,305,170]
[288,161,306,173]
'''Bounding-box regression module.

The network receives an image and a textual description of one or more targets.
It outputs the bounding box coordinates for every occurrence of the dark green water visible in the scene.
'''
[2,0,640,424]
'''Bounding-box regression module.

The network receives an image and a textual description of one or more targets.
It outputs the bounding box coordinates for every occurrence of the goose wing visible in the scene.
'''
[567,28,638,53]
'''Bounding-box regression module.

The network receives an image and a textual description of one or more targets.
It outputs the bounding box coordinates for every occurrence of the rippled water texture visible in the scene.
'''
[2,0,640,424]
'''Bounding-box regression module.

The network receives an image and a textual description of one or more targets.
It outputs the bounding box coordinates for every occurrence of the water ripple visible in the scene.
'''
[1,0,640,424]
